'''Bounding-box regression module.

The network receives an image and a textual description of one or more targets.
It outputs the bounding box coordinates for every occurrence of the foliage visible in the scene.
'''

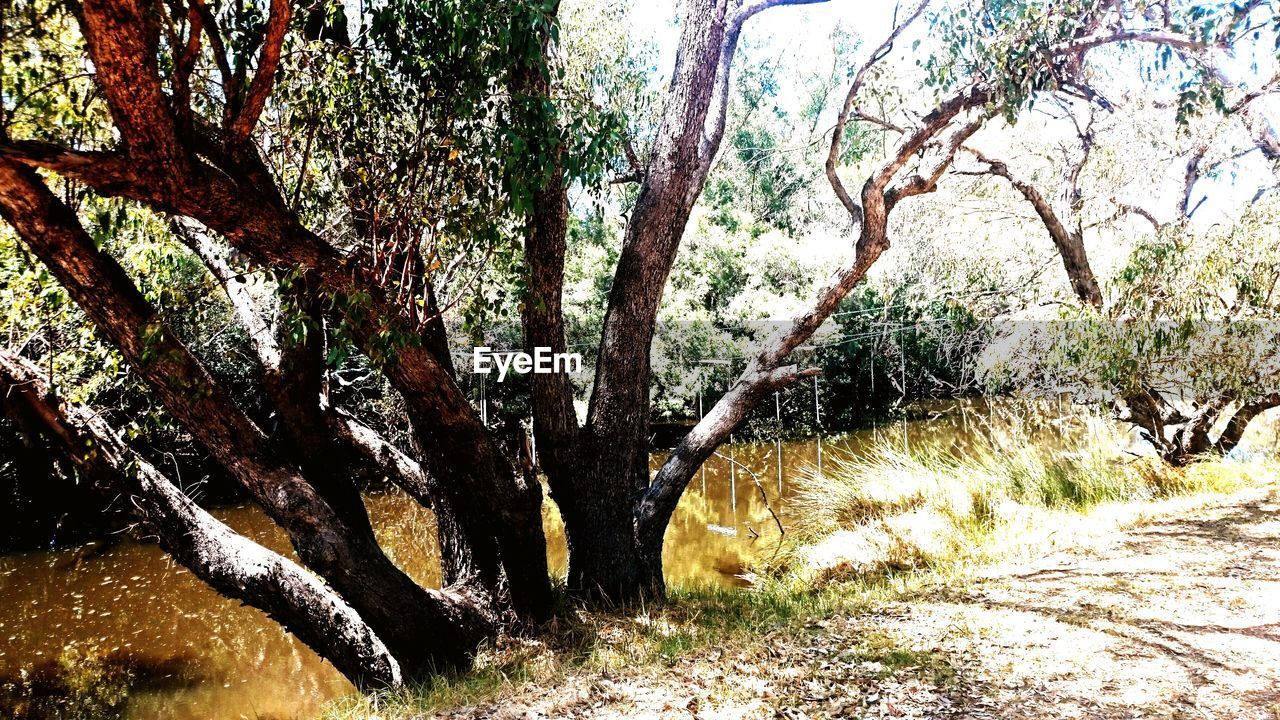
[922,0,1250,122]
[993,202,1280,407]
[269,0,629,335]
[814,284,988,431]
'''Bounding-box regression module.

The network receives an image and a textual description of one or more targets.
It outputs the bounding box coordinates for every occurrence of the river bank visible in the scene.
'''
[327,482,1280,720]
[4,402,1276,719]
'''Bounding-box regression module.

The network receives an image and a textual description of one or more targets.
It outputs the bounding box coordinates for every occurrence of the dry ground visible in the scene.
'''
[442,488,1280,720]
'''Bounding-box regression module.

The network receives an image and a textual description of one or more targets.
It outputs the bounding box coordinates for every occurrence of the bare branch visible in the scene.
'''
[229,0,292,143]
[1216,394,1280,453]
[1053,28,1209,55]
[736,0,830,25]
[189,0,235,93]
[1182,142,1209,219]
[828,0,932,223]
[700,0,832,168]
[172,5,203,134]
[1114,201,1161,230]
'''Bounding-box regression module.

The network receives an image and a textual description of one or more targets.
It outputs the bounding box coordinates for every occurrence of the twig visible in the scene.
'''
[711,449,785,538]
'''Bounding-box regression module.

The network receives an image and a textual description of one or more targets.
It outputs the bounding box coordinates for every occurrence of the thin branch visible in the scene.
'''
[171,220,280,367]
[827,0,932,223]
[190,0,234,91]
[172,5,203,134]
[1052,28,1209,55]
[710,449,785,538]
[736,0,829,25]
[1114,202,1161,230]
[229,0,292,143]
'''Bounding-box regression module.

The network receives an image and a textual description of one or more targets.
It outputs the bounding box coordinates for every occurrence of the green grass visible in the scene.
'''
[322,580,915,719]
[853,630,958,686]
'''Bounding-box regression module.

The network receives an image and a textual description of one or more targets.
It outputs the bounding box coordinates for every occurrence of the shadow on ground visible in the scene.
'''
[441,490,1280,719]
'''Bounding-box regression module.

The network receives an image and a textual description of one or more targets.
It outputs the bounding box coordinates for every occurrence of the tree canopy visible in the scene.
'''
[1,0,1278,689]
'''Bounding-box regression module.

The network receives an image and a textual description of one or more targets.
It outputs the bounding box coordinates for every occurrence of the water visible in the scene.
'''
[0,399,1016,719]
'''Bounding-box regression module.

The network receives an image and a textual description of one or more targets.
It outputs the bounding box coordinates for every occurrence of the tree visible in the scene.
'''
[955,1,1280,463]
[0,0,1247,688]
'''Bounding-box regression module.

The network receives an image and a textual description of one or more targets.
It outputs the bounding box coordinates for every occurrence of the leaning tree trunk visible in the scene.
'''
[0,156,497,678]
[1,0,554,644]
[0,350,403,688]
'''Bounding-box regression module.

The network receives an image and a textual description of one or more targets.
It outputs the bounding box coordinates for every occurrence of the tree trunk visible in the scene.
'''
[967,150,1103,308]
[0,350,403,688]
[58,0,556,627]
[553,455,664,603]
[0,156,497,679]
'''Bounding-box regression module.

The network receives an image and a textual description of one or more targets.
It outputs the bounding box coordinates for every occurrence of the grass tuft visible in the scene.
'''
[773,414,1271,586]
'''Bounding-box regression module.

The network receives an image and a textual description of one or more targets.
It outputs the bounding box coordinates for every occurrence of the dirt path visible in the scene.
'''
[450,489,1280,719]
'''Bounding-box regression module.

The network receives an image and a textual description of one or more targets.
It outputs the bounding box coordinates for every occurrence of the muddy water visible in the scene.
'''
[0,399,1015,720]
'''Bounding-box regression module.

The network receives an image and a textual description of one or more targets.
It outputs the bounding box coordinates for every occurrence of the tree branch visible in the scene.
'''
[1052,28,1208,55]
[964,146,1103,307]
[0,140,140,191]
[637,85,988,545]
[1215,393,1280,453]
[172,5,203,135]
[173,220,280,366]
[78,0,188,175]
[228,0,291,144]
[0,348,403,689]
[0,156,495,675]
[827,0,933,224]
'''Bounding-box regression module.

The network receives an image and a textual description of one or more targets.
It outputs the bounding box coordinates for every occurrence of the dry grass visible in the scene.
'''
[321,584,870,719]
[324,413,1279,719]
[776,416,1275,587]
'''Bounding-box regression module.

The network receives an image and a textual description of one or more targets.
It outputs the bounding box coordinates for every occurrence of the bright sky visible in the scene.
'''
[626,0,901,103]
[618,0,1279,229]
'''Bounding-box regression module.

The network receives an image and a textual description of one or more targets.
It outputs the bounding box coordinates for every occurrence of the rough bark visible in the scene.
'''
[0,157,493,678]
[549,0,836,603]
[517,83,578,484]
[6,0,554,626]
[547,0,738,601]
[0,350,402,689]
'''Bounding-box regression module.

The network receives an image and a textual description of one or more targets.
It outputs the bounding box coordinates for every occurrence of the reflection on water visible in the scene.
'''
[0,398,1018,719]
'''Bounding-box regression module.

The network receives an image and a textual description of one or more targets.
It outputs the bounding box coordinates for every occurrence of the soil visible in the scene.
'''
[444,487,1280,719]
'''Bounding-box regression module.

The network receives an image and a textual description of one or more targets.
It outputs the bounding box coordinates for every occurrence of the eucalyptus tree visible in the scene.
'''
[531,0,1251,602]
[0,0,569,686]
[953,1,1280,463]
[0,0,1250,689]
